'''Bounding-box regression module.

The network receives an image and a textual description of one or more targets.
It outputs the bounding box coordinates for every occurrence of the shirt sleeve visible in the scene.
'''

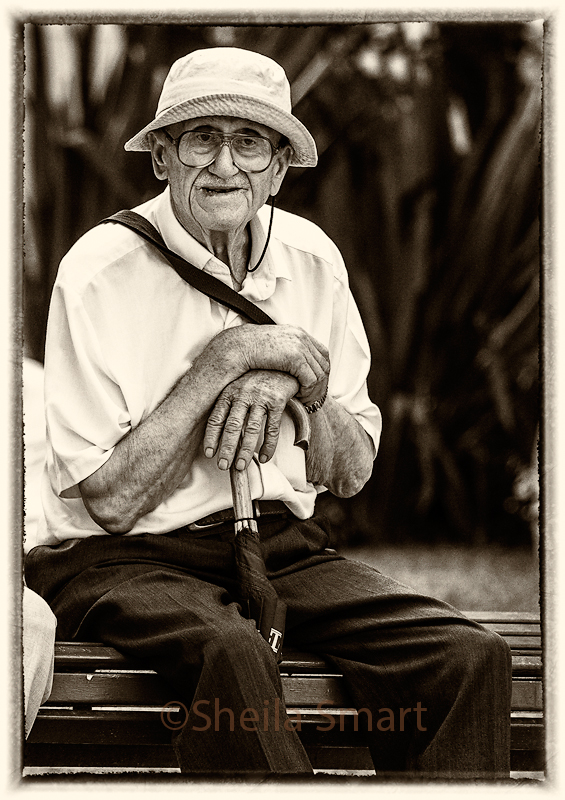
[327,249,382,458]
[44,279,132,498]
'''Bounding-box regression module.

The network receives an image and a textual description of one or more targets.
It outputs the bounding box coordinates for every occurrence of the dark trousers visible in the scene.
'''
[25,513,512,778]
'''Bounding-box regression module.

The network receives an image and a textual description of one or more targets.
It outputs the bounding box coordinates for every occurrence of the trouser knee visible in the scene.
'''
[463,624,511,673]
[441,623,512,696]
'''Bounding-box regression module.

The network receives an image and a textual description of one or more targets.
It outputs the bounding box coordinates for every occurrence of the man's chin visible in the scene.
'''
[194,211,252,234]
[191,190,250,226]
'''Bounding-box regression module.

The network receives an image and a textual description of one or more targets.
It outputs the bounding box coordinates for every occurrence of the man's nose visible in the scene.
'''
[208,142,239,178]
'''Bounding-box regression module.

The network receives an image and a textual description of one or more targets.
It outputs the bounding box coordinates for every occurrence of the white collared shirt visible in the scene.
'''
[32,187,381,549]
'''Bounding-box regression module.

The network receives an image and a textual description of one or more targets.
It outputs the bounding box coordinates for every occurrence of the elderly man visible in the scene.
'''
[26,47,511,778]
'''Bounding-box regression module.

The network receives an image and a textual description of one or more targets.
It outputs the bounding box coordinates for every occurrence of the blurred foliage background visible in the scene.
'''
[22,20,541,551]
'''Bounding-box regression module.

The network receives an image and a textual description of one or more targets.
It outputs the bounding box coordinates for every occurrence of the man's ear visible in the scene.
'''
[269,146,292,196]
[149,132,169,181]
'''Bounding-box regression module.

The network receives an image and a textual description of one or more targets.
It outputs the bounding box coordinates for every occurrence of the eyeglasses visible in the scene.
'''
[164,130,281,173]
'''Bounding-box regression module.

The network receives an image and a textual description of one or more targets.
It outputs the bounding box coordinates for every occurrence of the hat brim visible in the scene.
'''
[124,93,317,168]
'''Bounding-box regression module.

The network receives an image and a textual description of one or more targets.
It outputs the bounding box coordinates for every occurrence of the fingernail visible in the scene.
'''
[236,458,246,471]
[218,458,228,470]
[259,454,268,463]
[205,448,214,458]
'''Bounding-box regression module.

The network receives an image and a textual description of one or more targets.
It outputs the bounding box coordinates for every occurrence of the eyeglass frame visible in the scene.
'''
[162,129,282,174]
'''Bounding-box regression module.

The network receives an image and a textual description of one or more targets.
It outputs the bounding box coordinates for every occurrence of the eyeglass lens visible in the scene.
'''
[178,132,273,172]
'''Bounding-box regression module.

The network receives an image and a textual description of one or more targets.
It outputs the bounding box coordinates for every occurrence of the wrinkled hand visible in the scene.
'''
[217,324,330,407]
[204,370,300,472]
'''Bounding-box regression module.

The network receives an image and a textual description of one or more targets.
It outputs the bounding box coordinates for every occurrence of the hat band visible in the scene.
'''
[156,77,291,118]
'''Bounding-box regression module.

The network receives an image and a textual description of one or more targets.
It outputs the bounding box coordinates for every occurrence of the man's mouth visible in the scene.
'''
[199,186,244,194]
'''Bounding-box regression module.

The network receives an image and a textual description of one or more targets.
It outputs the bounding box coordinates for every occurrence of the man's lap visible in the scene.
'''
[25,512,477,651]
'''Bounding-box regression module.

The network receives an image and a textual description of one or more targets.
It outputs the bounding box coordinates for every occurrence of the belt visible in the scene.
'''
[188,500,289,531]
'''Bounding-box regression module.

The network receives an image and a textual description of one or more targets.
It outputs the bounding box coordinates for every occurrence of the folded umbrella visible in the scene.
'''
[230,398,310,661]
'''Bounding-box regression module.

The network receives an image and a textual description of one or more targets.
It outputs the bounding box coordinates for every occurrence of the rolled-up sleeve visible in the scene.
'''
[327,252,382,458]
[45,281,131,498]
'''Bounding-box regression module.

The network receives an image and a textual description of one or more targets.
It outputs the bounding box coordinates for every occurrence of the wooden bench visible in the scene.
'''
[24,610,543,776]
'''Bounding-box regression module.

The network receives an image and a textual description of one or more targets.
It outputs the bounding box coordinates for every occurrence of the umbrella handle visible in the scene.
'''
[230,398,311,525]
[286,397,310,451]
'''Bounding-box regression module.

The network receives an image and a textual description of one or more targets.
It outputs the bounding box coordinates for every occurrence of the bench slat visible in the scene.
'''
[24,740,544,772]
[511,655,542,676]
[511,680,543,711]
[461,611,540,623]
[52,643,541,674]
[284,677,352,708]
[45,671,542,712]
[23,741,377,772]
[48,673,173,706]
[496,636,540,650]
[52,644,346,674]
[29,708,544,752]
[46,673,353,710]
[476,623,539,635]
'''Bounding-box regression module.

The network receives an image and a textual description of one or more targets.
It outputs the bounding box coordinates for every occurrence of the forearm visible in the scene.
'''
[79,342,243,534]
[78,322,330,533]
[305,397,375,497]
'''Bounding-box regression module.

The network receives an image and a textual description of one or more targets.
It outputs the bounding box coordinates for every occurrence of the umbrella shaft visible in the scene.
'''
[230,464,255,524]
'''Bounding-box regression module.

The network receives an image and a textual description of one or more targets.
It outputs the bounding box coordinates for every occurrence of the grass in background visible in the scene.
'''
[340,544,540,612]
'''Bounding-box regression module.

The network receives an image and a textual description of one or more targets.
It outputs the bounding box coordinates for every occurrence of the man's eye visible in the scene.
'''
[238,137,260,149]
[194,132,215,144]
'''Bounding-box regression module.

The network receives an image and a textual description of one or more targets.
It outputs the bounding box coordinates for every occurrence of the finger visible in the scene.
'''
[203,394,232,457]
[296,373,330,406]
[302,332,330,373]
[283,326,329,371]
[232,406,267,471]
[289,346,328,395]
[295,370,330,405]
[215,400,253,470]
[258,407,283,464]
[260,325,329,380]
[291,335,330,396]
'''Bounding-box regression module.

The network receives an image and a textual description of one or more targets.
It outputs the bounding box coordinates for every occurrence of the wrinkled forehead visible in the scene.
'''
[164,115,282,141]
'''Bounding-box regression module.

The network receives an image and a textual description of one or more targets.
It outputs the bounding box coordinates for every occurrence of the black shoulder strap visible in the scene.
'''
[101,210,276,326]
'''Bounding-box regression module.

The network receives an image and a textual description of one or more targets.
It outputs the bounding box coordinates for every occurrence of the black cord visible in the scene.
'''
[247,195,275,273]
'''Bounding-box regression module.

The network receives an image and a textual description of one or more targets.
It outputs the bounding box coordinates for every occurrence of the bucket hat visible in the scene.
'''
[124,47,317,168]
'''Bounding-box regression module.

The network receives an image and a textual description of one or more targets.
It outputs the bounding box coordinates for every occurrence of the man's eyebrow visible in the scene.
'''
[237,127,266,136]
[186,124,267,137]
